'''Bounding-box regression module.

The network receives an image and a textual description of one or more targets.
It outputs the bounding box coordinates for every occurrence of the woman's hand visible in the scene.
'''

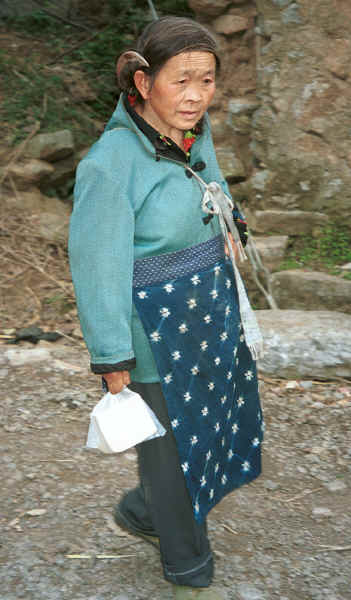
[103,371,131,394]
[224,232,239,261]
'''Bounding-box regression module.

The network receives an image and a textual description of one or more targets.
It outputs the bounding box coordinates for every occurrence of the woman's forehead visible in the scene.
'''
[164,51,216,74]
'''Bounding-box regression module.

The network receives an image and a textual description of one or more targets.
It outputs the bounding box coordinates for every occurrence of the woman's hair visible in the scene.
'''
[118,16,220,94]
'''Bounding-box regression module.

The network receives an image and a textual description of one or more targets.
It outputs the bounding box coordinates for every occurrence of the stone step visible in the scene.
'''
[250,210,328,235]
[271,270,351,314]
[256,309,351,379]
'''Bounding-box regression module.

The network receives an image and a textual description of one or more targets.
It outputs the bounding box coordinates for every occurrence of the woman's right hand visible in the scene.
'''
[103,370,131,394]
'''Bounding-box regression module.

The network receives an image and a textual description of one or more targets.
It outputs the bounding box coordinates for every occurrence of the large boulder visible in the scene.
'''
[257,309,351,379]
[4,188,70,218]
[188,0,232,18]
[216,148,245,181]
[45,156,77,189]
[6,159,54,188]
[271,270,351,313]
[251,209,328,235]
[213,15,249,35]
[26,130,74,162]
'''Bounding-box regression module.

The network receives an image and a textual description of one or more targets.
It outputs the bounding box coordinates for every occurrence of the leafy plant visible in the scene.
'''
[279,224,351,273]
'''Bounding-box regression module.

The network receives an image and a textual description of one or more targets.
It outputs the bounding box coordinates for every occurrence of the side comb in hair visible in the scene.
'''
[116,51,150,79]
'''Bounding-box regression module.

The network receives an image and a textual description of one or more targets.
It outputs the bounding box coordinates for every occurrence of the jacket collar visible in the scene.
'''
[104,94,211,165]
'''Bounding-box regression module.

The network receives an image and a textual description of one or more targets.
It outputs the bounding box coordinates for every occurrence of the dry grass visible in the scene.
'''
[0,200,75,331]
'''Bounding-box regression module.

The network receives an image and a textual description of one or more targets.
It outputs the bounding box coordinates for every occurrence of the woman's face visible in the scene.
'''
[135,51,216,140]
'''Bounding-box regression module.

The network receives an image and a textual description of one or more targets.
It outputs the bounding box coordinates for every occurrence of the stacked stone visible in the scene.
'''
[190,0,351,316]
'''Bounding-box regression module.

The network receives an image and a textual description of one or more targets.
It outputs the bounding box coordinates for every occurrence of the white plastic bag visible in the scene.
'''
[86,387,166,453]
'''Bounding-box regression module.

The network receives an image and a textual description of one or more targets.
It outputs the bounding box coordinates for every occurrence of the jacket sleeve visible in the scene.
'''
[69,156,136,368]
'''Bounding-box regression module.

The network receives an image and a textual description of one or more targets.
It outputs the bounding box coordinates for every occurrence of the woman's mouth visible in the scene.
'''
[179,111,199,119]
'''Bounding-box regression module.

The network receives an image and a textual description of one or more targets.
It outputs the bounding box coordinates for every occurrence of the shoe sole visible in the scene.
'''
[113,506,160,549]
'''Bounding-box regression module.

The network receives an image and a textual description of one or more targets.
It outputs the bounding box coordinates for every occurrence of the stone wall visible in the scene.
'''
[189,0,351,228]
[189,0,351,313]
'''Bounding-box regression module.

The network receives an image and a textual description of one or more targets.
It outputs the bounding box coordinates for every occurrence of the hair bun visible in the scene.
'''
[117,51,150,90]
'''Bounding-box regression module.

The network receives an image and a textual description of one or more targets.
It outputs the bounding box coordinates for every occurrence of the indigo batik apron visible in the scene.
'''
[133,235,264,522]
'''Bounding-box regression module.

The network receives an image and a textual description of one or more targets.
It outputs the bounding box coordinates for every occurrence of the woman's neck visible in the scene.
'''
[134,103,184,148]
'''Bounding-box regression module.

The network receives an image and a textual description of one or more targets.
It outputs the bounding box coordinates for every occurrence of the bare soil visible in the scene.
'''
[1,337,350,600]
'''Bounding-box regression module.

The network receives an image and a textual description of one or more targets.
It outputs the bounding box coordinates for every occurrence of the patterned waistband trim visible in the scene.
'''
[133,235,225,287]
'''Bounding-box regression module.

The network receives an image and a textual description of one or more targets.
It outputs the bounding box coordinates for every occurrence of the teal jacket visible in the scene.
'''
[69,97,233,382]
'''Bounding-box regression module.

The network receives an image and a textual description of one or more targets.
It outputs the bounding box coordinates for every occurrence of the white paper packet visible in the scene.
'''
[86,387,166,453]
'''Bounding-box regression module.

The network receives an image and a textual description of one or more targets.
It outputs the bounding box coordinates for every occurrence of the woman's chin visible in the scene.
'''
[176,114,202,130]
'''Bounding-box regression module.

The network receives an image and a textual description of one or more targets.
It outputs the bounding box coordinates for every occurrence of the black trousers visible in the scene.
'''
[120,381,214,587]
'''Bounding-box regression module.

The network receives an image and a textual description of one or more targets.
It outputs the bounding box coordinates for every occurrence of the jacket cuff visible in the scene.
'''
[90,358,136,374]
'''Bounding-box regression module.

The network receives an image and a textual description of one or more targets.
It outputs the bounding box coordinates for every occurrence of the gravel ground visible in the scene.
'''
[1,341,350,600]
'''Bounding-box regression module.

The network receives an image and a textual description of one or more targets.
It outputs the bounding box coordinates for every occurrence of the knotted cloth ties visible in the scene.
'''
[186,168,264,361]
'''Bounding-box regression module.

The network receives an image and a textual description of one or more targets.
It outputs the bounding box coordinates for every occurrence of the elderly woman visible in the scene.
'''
[69,16,264,600]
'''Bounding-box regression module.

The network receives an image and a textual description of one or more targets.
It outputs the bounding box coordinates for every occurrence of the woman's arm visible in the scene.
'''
[69,155,136,373]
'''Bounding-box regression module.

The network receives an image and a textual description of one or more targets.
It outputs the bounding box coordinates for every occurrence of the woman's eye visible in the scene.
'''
[178,79,186,84]
[204,78,214,84]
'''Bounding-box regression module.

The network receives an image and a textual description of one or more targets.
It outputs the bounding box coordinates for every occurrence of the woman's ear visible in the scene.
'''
[134,70,151,100]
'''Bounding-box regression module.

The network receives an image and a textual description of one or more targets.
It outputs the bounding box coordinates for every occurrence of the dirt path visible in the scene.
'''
[1,341,350,600]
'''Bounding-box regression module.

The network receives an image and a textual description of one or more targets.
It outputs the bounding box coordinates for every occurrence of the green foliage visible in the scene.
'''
[279,224,351,274]
[5,10,65,34]
[1,0,193,146]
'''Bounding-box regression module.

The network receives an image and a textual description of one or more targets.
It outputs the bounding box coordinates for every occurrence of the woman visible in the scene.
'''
[69,16,264,600]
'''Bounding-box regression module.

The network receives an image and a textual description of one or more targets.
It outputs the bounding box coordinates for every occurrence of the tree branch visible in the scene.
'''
[31,0,92,32]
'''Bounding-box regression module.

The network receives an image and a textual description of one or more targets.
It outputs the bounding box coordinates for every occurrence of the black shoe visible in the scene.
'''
[113,504,160,549]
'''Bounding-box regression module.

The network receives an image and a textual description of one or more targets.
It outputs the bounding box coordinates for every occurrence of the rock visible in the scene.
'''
[46,156,77,188]
[272,0,291,6]
[4,188,70,217]
[249,170,274,193]
[256,309,351,379]
[312,507,332,518]
[340,263,351,271]
[228,97,260,115]
[253,235,289,268]
[6,159,54,188]
[271,270,351,313]
[281,3,303,25]
[33,212,70,245]
[213,15,249,35]
[228,113,252,135]
[228,97,259,136]
[237,583,266,600]
[5,348,51,367]
[299,380,313,389]
[72,326,84,339]
[263,480,279,491]
[325,39,351,80]
[216,148,245,181]
[188,0,232,17]
[252,210,328,235]
[324,479,347,493]
[26,130,74,162]
[211,117,232,143]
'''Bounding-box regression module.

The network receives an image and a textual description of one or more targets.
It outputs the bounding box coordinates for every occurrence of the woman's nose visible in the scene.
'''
[185,84,202,102]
